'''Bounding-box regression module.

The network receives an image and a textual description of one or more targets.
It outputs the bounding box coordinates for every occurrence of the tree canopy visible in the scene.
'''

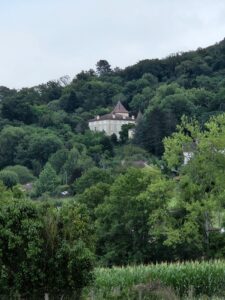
[1,39,225,295]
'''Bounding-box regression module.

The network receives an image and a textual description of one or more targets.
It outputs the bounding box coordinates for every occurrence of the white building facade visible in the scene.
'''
[88,101,136,138]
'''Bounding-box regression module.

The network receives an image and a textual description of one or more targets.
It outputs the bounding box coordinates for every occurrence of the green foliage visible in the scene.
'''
[0,126,64,175]
[19,130,63,166]
[158,114,225,259]
[84,261,225,298]
[49,148,69,174]
[119,123,135,143]
[4,165,35,184]
[76,182,111,221]
[73,131,114,165]
[0,198,45,297]
[1,39,225,271]
[42,202,95,297]
[1,88,38,123]
[95,167,172,265]
[0,170,19,188]
[61,147,94,184]
[59,90,81,112]
[0,181,14,200]
[35,163,59,196]
[0,126,25,168]
[73,167,113,194]
[0,199,95,298]
[96,60,112,76]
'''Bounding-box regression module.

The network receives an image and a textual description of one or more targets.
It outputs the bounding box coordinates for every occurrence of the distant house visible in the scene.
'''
[88,101,136,138]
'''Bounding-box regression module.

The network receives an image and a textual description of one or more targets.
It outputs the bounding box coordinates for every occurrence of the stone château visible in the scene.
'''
[88,101,136,138]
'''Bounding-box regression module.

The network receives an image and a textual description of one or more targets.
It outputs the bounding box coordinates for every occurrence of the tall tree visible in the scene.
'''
[35,163,58,196]
[0,198,95,298]
[96,60,112,76]
[95,167,172,265]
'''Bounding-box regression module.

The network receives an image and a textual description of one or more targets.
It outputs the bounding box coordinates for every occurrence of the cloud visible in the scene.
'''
[0,0,225,88]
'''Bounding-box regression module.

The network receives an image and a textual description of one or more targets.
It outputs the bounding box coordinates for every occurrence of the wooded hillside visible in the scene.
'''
[1,38,225,298]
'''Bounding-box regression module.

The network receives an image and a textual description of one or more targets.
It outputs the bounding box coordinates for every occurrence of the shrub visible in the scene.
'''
[35,163,59,196]
[0,170,19,188]
[4,165,35,184]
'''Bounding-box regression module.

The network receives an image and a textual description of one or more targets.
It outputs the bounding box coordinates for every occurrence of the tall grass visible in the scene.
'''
[83,260,225,299]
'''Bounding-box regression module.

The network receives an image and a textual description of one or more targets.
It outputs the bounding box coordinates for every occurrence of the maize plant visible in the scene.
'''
[82,260,225,299]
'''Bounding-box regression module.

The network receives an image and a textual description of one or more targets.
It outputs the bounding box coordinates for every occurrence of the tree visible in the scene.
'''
[59,91,81,112]
[0,170,19,188]
[73,167,113,194]
[0,86,16,100]
[49,149,69,174]
[0,198,45,298]
[61,147,94,184]
[35,80,63,103]
[95,167,172,265]
[119,123,135,143]
[135,107,177,156]
[4,165,35,184]
[1,88,39,123]
[96,60,112,76]
[15,129,63,170]
[41,202,95,298]
[112,93,127,105]
[76,182,111,220]
[0,126,25,168]
[35,163,58,196]
[159,114,225,259]
[0,198,95,298]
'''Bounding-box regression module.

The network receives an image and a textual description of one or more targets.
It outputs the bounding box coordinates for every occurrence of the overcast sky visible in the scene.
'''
[1,0,225,89]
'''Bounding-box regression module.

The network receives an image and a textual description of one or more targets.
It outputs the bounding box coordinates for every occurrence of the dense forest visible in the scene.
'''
[1,38,225,298]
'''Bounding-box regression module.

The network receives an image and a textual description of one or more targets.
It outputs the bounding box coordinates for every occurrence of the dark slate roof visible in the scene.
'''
[89,101,135,122]
[112,101,128,114]
[89,113,135,122]
[136,111,143,122]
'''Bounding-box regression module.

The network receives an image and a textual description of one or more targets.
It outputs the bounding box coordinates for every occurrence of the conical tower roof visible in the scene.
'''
[112,101,128,114]
[136,111,143,122]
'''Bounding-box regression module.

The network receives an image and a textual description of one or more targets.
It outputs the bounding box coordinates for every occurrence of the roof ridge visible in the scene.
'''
[112,101,128,114]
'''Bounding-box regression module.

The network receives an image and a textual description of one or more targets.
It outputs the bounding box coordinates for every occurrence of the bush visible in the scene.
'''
[4,165,35,184]
[35,163,59,196]
[0,170,19,188]
[0,199,95,298]
[73,167,113,194]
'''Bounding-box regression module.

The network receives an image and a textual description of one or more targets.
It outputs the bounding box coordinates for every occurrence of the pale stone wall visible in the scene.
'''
[89,119,136,138]
[128,128,135,139]
[183,152,194,165]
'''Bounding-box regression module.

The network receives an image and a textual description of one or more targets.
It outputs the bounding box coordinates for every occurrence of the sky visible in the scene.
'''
[1,0,225,89]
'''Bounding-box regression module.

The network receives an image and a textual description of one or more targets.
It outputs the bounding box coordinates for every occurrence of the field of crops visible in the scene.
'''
[82,260,225,299]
